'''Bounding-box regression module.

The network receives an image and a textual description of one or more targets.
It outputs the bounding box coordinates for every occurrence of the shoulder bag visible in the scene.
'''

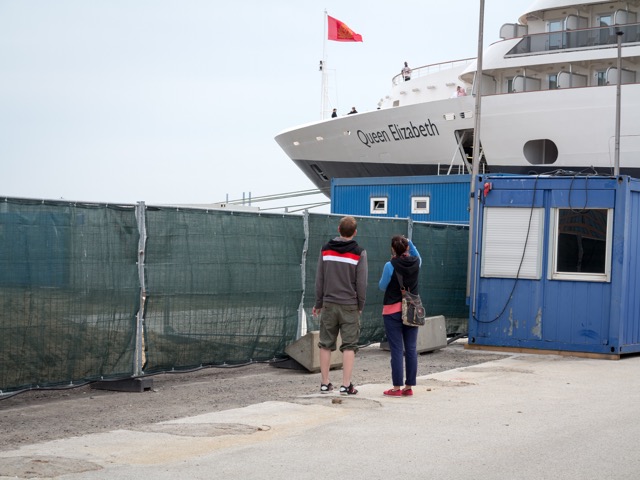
[395,271,426,327]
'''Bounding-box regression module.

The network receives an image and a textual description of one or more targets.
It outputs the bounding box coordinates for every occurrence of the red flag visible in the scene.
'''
[327,15,363,42]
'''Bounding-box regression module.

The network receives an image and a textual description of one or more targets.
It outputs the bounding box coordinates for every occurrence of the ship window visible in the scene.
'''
[548,73,558,90]
[548,19,564,50]
[597,15,614,44]
[549,208,612,282]
[507,77,515,93]
[596,70,607,86]
[370,197,388,215]
[598,14,612,27]
[523,139,558,165]
[411,197,430,214]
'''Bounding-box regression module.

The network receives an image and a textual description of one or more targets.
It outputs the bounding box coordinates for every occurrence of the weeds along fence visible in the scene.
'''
[0,198,469,394]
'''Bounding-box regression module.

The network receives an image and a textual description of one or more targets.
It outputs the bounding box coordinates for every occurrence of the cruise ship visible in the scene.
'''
[275,0,640,193]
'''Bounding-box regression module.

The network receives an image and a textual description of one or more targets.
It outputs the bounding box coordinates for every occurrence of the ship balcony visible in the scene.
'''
[506,22,640,56]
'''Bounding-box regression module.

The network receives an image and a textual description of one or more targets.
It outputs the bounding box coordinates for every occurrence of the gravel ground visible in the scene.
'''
[0,341,506,452]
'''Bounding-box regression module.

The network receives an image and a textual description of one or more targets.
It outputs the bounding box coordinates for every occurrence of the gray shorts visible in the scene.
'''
[317,302,360,352]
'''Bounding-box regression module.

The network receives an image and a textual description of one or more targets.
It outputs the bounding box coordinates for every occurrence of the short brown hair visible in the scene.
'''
[338,216,357,237]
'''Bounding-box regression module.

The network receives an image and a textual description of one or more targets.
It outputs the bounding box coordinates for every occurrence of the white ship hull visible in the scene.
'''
[275,0,640,193]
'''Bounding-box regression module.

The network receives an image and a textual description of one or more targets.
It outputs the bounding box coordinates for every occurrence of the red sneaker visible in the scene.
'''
[383,388,402,397]
[402,388,413,396]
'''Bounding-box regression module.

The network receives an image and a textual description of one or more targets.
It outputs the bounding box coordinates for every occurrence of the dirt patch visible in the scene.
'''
[0,342,507,452]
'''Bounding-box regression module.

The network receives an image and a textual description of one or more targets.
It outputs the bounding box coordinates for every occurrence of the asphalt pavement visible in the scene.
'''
[1,347,639,479]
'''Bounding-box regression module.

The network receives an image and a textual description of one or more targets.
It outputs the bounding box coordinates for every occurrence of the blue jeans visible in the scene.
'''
[383,312,418,387]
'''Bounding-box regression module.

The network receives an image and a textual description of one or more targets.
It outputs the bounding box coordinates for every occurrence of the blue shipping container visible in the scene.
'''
[468,174,640,356]
[331,175,471,224]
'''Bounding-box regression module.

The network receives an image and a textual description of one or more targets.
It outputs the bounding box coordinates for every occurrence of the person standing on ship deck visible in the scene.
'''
[402,62,411,81]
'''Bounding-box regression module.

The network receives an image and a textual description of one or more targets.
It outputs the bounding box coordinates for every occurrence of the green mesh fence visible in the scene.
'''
[304,214,411,345]
[305,215,470,344]
[0,199,140,393]
[352,216,414,343]
[0,201,471,394]
[142,208,304,372]
[413,223,470,333]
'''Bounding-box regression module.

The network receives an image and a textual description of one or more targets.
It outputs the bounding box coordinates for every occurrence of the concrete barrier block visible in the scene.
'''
[284,331,343,373]
[380,315,447,354]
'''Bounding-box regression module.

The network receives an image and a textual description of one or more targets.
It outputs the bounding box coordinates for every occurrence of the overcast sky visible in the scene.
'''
[0,0,530,209]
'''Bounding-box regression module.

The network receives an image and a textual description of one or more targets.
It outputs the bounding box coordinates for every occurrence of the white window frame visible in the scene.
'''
[370,197,388,215]
[411,196,430,214]
[481,207,544,279]
[548,208,612,282]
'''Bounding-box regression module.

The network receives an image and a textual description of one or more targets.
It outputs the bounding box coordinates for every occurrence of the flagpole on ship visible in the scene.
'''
[321,14,361,119]
[320,10,329,120]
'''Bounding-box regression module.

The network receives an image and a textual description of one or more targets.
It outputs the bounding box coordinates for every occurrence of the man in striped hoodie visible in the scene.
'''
[313,216,368,395]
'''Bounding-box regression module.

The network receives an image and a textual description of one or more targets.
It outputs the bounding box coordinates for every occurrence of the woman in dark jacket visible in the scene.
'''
[378,235,422,397]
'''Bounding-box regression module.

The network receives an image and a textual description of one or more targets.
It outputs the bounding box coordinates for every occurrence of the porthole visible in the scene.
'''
[523,139,558,165]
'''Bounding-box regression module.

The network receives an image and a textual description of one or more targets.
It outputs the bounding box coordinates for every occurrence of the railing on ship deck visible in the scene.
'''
[507,22,640,55]
[392,58,475,86]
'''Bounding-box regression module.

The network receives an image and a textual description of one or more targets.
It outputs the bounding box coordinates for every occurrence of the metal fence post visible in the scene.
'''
[297,210,310,339]
[134,201,147,376]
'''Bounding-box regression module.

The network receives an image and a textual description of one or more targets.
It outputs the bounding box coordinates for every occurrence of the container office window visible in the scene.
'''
[411,196,430,214]
[370,197,388,215]
[549,208,612,282]
[481,207,544,279]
